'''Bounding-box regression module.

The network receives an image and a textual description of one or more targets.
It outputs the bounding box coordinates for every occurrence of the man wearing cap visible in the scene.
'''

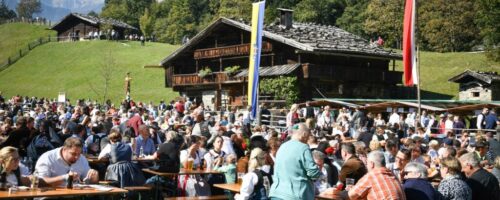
[475,139,495,166]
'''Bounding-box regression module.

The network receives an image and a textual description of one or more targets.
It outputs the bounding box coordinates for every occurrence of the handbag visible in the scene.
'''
[178,174,211,197]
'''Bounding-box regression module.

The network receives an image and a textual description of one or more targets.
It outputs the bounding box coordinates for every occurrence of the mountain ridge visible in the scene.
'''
[5,0,104,22]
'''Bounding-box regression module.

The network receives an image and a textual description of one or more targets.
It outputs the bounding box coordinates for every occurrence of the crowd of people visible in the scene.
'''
[0,93,499,200]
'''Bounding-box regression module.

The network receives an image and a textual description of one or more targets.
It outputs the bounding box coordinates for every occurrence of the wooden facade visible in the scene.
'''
[159,17,405,110]
[51,13,137,41]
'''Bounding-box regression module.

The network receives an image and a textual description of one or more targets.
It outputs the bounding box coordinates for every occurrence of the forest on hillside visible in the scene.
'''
[3,0,497,60]
[100,0,498,60]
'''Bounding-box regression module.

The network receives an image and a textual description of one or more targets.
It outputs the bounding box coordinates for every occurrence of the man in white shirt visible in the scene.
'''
[35,137,99,186]
[388,111,400,126]
[476,108,489,130]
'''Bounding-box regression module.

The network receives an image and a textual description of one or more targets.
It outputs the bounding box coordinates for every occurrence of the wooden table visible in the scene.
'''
[0,187,128,199]
[86,156,156,164]
[213,183,241,193]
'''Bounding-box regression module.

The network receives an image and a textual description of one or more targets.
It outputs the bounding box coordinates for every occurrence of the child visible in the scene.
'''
[214,153,237,184]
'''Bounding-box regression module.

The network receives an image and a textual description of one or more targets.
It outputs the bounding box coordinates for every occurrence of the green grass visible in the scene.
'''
[0,23,56,62]
[394,51,500,99]
[0,40,180,104]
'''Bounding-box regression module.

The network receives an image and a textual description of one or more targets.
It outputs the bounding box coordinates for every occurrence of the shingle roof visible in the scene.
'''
[160,18,401,66]
[448,70,500,85]
[234,63,300,77]
[51,13,137,30]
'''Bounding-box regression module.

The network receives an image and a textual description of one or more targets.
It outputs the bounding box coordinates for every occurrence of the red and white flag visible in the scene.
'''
[403,0,417,86]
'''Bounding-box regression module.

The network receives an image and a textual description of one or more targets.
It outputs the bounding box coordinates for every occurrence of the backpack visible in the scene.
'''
[88,134,105,155]
[200,121,211,139]
[249,169,273,200]
[27,134,56,168]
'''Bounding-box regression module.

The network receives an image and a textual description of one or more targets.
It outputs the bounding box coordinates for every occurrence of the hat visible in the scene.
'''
[0,110,5,116]
[475,140,489,148]
[234,121,242,127]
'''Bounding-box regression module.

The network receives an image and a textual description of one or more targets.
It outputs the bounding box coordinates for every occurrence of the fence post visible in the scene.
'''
[19,50,22,57]
[28,44,31,50]
[7,57,10,65]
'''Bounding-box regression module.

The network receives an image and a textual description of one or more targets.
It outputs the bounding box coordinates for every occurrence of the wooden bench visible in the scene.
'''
[124,186,153,191]
[164,195,229,200]
[124,186,154,200]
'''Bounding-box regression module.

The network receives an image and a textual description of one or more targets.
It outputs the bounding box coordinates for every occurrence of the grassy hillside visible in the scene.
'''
[0,40,179,103]
[0,23,56,62]
[394,51,500,99]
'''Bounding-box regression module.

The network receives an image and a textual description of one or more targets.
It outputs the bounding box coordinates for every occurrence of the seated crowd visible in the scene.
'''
[0,94,499,200]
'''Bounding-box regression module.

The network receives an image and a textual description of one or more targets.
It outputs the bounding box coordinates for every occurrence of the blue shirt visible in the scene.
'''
[135,135,155,156]
[269,139,321,200]
[35,147,90,186]
[403,178,439,200]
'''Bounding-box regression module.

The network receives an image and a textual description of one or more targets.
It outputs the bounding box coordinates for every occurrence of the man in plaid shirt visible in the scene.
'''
[347,150,405,200]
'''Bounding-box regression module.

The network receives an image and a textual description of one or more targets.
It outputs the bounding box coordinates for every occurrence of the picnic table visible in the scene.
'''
[213,183,241,193]
[0,186,127,199]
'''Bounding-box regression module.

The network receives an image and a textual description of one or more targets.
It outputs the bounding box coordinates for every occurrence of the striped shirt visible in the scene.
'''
[349,168,405,200]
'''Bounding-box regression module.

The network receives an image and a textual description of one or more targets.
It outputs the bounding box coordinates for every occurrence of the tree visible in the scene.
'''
[162,0,196,44]
[139,8,154,37]
[87,10,98,17]
[216,0,252,21]
[364,0,404,48]
[89,49,116,104]
[475,0,500,61]
[294,0,345,26]
[419,0,479,52]
[101,0,153,28]
[336,0,369,38]
[0,0,16,21]
[16,0,41,19]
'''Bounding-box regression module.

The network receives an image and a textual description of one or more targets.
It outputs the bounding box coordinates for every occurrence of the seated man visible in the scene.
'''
[35,137,99,186]
[347,150,405,199]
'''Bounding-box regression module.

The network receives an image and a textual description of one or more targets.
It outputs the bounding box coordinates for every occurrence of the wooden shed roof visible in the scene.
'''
[448,70,500,85]
[160,17,401,66]
[51,13,137,31]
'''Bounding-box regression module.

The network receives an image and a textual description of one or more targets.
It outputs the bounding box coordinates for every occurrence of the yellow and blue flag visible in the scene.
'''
[247,1,265,119]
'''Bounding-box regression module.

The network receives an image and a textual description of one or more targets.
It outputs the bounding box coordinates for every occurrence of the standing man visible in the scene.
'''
[269,123,321,200]
[35,137,99,186]
[477,108,489,130]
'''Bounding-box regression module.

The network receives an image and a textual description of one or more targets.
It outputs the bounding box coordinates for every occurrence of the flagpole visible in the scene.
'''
[415,0,421,116]
[417,45,421,116]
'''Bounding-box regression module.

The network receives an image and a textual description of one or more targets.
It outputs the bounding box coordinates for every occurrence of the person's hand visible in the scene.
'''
[84,169,98,183]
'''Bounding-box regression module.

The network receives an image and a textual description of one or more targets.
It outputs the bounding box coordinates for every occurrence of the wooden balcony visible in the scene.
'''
[193,42,273,59]
[172,72,246,86]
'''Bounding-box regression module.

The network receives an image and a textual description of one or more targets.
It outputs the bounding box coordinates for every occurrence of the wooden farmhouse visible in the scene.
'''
[449,70,500,101]
[159,10,404,110]
[51,13,137,41]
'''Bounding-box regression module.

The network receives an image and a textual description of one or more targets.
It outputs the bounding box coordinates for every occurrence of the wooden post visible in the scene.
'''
[19,50,22,57]
[7,57,11,65]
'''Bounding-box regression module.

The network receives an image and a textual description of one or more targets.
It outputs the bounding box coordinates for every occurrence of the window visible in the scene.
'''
[472,92,480,97]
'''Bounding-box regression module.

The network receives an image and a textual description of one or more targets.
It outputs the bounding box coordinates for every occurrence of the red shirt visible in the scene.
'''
[349,168,405,200]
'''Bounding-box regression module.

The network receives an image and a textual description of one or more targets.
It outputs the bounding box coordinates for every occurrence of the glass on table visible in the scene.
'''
[345,178,355,191]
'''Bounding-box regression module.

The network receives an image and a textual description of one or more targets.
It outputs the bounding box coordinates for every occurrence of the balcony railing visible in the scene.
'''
[172,72,246,86]
[193,42,273,59]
